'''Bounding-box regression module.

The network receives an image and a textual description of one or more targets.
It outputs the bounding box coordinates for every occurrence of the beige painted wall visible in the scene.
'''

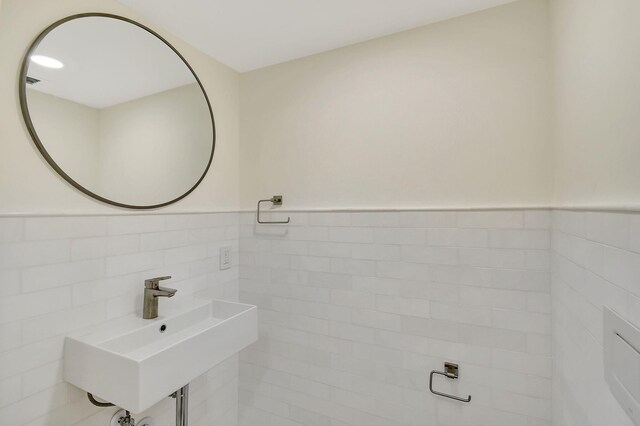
[551,0,640,209]
[0,0,240,214]
[3,0,639,213]
[239,0,552,210]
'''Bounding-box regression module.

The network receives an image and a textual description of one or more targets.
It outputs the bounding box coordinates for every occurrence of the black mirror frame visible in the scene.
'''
[19,13,216,209]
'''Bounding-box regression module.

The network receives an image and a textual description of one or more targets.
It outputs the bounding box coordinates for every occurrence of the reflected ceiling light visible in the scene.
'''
[30,55,64,69]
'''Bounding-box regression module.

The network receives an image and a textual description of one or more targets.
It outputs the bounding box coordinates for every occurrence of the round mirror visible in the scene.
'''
[19,14,215,209]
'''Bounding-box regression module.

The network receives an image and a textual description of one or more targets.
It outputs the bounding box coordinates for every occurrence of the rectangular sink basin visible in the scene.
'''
[64,296,257,413]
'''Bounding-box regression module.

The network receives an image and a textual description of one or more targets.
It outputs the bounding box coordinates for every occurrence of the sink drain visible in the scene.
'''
[159,324,167,333]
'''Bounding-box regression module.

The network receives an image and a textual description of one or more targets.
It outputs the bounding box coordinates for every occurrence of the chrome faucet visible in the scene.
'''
[143,276,177,319]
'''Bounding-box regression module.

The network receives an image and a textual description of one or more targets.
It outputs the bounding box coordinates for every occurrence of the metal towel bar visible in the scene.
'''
[429,362,471,403]
[257,195,290,224]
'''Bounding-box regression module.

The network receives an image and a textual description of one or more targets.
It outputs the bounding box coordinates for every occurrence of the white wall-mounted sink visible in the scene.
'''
[63,296,257,413]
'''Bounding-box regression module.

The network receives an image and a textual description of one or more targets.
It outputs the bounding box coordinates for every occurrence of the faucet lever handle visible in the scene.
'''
[144,276,172,289]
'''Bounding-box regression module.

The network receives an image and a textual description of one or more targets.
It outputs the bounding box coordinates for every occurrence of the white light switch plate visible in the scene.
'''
[220,246,231,270]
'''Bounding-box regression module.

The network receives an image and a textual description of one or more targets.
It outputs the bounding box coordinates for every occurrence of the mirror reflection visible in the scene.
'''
[22,15,215,208]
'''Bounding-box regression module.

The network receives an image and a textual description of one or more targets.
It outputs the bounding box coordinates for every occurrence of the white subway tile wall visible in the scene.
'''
[239,210,552,426]
[3,208,637,426]
[552,210,640,426]
[0,213,240,426]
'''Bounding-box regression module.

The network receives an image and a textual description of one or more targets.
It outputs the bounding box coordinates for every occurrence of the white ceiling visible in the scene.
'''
[118,0,518,72]
[28,16,196,108]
